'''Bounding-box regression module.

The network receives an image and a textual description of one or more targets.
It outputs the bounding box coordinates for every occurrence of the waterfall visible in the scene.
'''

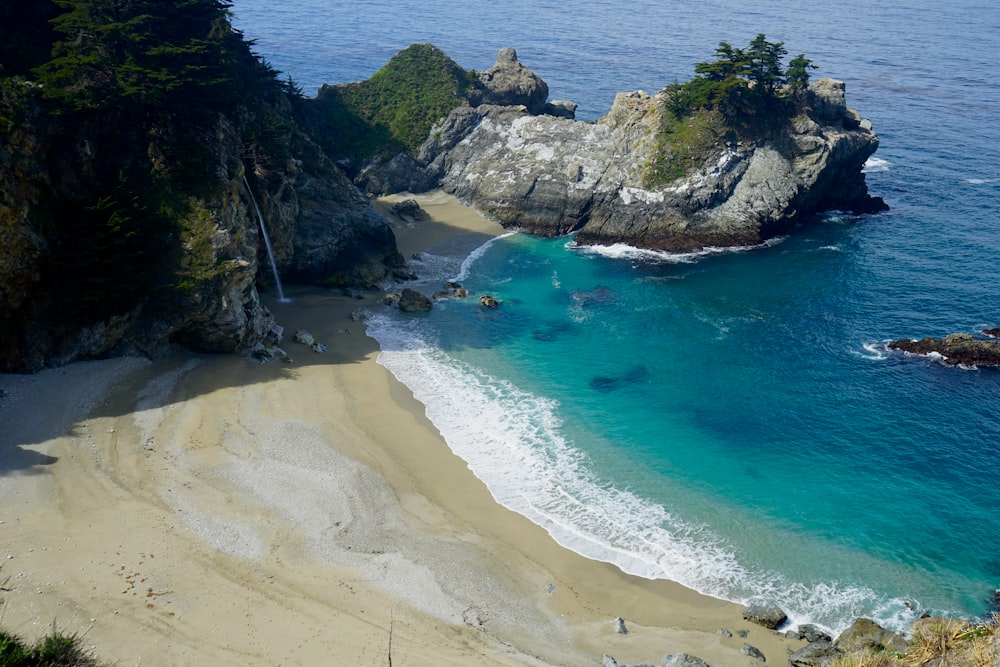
[243,174,289,303]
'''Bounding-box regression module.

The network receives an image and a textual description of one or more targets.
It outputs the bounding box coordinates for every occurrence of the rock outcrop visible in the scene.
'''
[889,332,1000,367]
[469,47,550,114]
[361,48,885,254]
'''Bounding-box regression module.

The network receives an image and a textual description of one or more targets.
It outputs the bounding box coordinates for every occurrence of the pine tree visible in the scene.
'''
[34,0,241,113]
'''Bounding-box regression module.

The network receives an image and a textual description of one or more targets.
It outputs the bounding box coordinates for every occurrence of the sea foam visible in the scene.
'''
[569,236,785,264]
[364,233,920,634]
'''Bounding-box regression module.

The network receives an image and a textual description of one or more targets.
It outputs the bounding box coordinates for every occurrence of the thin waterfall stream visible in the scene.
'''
[243,174,289,302]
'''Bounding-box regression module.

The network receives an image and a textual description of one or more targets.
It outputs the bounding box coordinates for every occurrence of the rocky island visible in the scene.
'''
[320,42,885,252]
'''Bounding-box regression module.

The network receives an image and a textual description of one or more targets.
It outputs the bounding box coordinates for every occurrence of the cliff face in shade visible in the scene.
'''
[0,85,400,373]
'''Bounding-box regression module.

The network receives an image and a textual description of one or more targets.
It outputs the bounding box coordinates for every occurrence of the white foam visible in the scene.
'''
[862,157,891,173]
[451,232,517,283]
[569,237,786,264]
[819,245,842,252]
[966,178,994,185]
[854,342,889,361]
[364,312,915,634]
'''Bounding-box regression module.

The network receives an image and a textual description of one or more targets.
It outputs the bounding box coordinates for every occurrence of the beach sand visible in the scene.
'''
[0,192,802,666]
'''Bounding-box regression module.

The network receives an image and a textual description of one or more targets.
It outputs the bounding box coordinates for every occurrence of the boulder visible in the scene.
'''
[742,600,788,629]
[472,47,549,114]
[983,327,1000,338]
[889,332,1000,366]
[479,295,501,308]
[398,288,433,313]
[741,643,766,662]
[788,639,841,667]
[614,617,629,635]
[389,198,424,220]
[798,624,833,643]
[833,618,908,655]
[545,99,578,119]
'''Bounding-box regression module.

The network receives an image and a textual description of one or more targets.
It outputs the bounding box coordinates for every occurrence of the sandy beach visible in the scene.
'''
[0,192,802,666]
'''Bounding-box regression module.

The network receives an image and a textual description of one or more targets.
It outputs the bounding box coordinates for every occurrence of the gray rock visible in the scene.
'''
[741,643,766,662]
[479,295,501,308]
[809,78,848,122]
[398,288,433,313]
[471,48,549,114]
[421,78,883,253]
[614,617,629,635]
[545,99,578,119]
[742,600,788,630]
[834,618,908,655]
[799,624,833,643]
[661,654,710,667]
[788,639,841,667]
[719,628,733,638]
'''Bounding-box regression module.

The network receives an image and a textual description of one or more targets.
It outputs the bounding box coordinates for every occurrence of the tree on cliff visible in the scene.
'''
[681,34,808,121]
[649,34,815,187]
[33,0,251,114]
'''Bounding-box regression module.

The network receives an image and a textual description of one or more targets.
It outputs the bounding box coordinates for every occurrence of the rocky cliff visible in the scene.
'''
[0,82,400,373]
[361,49,885,252]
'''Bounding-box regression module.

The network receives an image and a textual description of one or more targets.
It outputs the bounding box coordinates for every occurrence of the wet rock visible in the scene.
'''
[983,327,1000,338]
[889,332,1000,366]
[742,600,788,630]
[799,624,833,643]
[479,295,501,308]
[398,288,433,313]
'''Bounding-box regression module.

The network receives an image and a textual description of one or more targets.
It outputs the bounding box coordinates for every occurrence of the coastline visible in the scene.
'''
[0,192,802,666]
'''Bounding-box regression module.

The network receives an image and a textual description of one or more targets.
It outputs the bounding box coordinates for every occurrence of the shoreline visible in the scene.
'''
[0,191,802,666]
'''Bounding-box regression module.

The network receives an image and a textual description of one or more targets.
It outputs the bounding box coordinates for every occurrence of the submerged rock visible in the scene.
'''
[889,332,1000,366]
[479,295,501,308]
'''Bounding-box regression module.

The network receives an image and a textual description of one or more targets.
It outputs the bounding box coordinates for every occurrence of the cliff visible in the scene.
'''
[351,47,885,252]
[0,4,402,373]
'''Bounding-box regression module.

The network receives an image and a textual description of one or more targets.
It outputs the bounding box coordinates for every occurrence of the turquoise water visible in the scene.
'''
[233,0,1000,633]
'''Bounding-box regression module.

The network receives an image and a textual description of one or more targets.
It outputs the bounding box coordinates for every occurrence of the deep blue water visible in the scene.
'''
[233,0,1000,633]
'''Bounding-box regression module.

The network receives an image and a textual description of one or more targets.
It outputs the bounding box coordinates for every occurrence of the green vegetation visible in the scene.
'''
[0,625,109,667]
[646,34,816,187]
[0,0,298,331]
[833,617,998,667]
[301,43,476,163]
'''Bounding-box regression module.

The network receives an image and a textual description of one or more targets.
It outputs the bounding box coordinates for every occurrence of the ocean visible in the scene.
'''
[232,0,1000,634]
